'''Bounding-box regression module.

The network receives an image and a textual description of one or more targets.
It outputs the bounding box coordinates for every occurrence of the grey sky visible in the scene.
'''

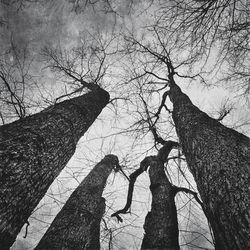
[1,1,249,249]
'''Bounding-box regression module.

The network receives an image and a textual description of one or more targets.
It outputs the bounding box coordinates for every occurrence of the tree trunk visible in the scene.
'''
[141,156,180,250]
[35,155,118,250]
[0,88,109,249]
[169,80,250,249]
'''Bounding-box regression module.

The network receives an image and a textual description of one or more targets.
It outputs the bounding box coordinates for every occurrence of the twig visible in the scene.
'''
[173,186,203,209]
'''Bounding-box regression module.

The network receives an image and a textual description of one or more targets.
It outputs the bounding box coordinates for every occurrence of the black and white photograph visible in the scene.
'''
[0,1,249,249]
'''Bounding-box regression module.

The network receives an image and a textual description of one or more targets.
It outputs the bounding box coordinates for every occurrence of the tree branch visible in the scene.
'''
[111,156,153,222]
[111,141,179,222]
[173,186,204,209]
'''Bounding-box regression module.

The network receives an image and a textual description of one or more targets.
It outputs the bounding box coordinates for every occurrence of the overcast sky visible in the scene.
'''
[1,1,249,249]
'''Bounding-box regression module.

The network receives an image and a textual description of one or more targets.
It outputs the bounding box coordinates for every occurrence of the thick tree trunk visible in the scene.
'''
[0,88,109,249]
[35,155,118,250]
[141,156,180,250]
[169,80,250,249]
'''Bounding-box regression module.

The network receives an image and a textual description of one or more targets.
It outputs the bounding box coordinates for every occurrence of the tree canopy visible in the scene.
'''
[0,0,249,249]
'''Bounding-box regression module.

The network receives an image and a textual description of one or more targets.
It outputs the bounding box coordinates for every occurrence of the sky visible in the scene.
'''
[1,1,249,249]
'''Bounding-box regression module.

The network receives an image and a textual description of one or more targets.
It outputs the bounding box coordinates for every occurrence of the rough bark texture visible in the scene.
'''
[141,156,180,250]
[0,88,109,249]
[35,155,118,250]
[169,80,250,249]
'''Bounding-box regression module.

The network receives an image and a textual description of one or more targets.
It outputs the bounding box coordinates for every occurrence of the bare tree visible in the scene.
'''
[168,66,250,249]
[1,1,249,249]
[141,143,180,250]
[120,31,250,248]
[0,85,109,249]
[111,138,206,250]
[35,155,119,250]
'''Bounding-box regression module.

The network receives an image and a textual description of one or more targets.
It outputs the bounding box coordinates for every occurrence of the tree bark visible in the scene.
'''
[141,156,180,250]
[169,79,250,249]
[0,88,109,249]
[35,155,118,250]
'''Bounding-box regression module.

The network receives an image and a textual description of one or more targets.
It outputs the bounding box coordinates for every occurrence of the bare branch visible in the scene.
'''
[111,141,179,222]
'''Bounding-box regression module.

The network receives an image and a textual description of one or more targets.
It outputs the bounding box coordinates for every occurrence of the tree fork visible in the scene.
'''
[168,79,250,249]
[111,141,180,249]
[35,155,119,250]
[0,87,109,249]
[111,141,179,222]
